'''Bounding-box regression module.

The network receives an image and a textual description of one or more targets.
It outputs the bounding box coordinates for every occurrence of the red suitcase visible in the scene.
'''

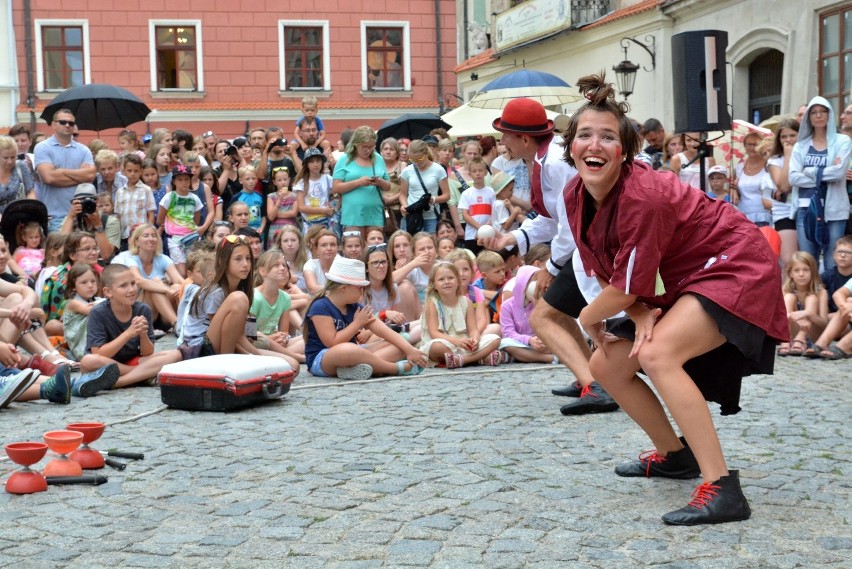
[158,354,295,411]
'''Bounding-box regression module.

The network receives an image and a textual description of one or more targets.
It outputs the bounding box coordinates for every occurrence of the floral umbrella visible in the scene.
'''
[710,119,773,173]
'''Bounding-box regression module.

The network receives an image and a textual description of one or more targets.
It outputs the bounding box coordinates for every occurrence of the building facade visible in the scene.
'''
[454,0,850,132]
[2,0,458,142]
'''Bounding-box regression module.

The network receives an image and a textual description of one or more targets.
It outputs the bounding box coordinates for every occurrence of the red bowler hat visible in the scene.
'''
[492,98,554,136]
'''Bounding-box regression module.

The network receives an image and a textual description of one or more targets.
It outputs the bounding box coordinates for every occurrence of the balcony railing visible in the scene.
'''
[572,0,611,25]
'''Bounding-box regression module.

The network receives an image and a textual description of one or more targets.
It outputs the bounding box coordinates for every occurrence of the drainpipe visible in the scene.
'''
[435,0,444,114]
[463,0,469,60]
[23,0,35,131]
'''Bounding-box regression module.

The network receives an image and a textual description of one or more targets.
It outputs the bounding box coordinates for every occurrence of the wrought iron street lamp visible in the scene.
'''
[612,36,656,99]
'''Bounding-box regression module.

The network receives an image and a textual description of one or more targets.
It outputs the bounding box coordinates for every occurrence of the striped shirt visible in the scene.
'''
[114,181,156,238]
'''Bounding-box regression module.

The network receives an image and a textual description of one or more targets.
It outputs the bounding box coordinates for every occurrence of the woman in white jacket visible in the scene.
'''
[788,96,851,271]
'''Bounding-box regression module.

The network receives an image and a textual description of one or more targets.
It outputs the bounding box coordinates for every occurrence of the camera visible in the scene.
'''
[80,196,98,214]
[224,144,239,158]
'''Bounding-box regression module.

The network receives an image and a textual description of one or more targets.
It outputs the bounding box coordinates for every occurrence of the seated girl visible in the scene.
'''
[498,266,557,363]
[304,256,427,380]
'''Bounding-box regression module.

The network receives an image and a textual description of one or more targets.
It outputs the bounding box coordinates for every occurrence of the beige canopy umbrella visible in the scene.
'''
[444,103,560,138]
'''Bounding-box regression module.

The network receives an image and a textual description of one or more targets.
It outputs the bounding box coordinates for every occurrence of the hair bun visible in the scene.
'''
[575,71,631,115]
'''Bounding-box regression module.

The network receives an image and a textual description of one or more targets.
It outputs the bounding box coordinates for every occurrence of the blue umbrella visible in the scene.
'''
[468,69,581,109]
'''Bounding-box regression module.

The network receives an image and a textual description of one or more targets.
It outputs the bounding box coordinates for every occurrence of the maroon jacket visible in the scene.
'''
[565,161,788,342]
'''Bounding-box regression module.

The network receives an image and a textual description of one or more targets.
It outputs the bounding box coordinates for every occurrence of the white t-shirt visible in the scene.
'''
[491,155,523,173]
[491,199,518,234]
[458,186,496,240]
[303,258,327,289]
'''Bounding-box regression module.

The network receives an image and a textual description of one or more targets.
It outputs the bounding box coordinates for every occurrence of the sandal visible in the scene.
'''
[787,339,807,357]
[444,353,463,369]
[396,361,424,376]
[803,344,825,359]
[819,345,851,360]
[777,343,790,357]
[479,350,502,366]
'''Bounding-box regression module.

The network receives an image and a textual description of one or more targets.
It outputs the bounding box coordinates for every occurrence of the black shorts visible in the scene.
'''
[542,265,588,318]
[774,218,795,232]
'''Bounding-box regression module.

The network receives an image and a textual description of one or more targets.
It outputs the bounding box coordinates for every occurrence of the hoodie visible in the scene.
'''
[498,265,540,345]
[787,96,852,221]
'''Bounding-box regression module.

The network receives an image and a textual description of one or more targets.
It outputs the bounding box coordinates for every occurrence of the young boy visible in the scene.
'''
[80,264,182,391]
[489,171,525,234]
[230,165,266,235]
[473,249,506,321]
[293,96,332,155]
[157,164,203,276]
[706,164,731,202]
[459,157,496,254]
[822,235,852,312]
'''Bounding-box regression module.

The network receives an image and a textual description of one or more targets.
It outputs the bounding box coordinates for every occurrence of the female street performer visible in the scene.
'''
[562,73,787,525]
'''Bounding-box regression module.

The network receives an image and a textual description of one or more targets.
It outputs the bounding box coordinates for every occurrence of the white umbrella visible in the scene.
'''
[443,103,560,138]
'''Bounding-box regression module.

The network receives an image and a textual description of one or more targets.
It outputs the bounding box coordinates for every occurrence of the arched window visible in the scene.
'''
[748,50,784,124]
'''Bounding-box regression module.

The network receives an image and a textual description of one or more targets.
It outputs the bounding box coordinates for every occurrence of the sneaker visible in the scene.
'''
[72,364,120,397]
[0,370,38,409]
[552,380,583,397]
[336,363,373,381]
[662,470,751,525]
[614,436,701,479]
[38,365,72,404]
[559,383,619,415]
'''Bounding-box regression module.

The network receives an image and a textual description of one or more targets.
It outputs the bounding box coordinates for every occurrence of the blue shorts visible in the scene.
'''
[308,348,330,377]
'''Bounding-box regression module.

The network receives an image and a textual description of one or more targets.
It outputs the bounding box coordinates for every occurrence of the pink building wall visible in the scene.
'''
[11,1,458,142]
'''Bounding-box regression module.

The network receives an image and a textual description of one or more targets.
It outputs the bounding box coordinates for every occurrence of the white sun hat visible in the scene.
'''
[325,256,369,287]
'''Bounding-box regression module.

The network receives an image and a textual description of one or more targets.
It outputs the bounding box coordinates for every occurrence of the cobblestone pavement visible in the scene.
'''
[0,337,850,568]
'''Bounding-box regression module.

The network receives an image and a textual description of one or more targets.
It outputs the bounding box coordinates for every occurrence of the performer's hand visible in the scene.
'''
[628,307,662,358]
[534,271,554,299]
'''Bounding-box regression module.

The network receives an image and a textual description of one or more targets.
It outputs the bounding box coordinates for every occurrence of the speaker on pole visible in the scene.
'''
[671,30,731,133]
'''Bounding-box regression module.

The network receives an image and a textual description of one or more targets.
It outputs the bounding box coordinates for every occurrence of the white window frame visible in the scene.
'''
[34,19,92,92]
[148,20,204,92]
[278,20,331,91]
[361,21,411,91]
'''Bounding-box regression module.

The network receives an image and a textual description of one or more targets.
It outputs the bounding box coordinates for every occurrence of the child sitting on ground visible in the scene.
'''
[251,250,304,366]
[419,261,503,369]
[499,266,558,363]
[780,251,828,356]
[62,263,105,362]
[304,256,426,380]
[80,264,182,394]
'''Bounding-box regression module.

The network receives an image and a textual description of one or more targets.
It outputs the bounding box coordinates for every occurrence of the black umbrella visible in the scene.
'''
[0,200,48,255]
[40,83,151,133]
[377,113,450,143]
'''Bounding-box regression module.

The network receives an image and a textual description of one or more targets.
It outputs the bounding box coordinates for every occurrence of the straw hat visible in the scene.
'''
[490,171,515,194]
[325,256,369,287]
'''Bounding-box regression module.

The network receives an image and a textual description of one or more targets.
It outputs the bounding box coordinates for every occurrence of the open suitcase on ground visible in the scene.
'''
[158,354,295,411]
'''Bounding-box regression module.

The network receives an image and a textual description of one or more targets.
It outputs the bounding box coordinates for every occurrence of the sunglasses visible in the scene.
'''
[56,119,76,127]
[221,234,250,247]
[343,230,361,237]
[202,131,215,138]
[367,243,388,252]
[212,220,231,227]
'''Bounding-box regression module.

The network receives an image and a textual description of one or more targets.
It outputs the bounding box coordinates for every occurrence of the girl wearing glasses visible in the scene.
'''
[788,97,852,271]
[363,243,421,344]
[39,232,102,337]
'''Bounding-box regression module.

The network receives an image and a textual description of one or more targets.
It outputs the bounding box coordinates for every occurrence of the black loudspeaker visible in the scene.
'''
[671,30,731,133]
